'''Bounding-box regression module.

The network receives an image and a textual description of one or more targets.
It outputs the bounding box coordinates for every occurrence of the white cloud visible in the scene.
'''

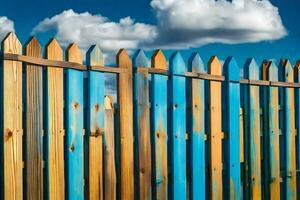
[0,16,15,41]
[32,0,287,53]
[150,0,287,48]
[32,9,158,53]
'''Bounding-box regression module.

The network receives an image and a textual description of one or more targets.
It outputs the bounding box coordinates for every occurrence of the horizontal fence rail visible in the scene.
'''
[1,32,300,200]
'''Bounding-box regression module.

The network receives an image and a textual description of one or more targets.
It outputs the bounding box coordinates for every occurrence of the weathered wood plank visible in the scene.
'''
[294,61,300,196]
[280,59,297,199]
[267,62,280,200]
[170,52,187,200]
[133,50,151,200]
[1,32,23,200]
[117,49,134,200]
[25,37,43,200]
[151,49,168,200]
[208,56,222,200]
[244,58,262,199]
[104,96,117,200]
[86,45,104,200]
[65,43,84,200]
[188,53,206,200]
[224,57,241,200]
[45,38,65,200]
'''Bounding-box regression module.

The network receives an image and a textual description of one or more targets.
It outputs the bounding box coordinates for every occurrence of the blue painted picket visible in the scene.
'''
[169,52,187,200]
[224,57,241,200]
[65,46,84,200]
[188,53,206,200]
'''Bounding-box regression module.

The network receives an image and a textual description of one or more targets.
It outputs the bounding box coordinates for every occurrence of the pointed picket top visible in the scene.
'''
[46,38,63,60]
[86,45,104,67]
[133,49,149,68]
[208,56,222,75]
[117,48,132,69]
[151,49,167,70]
[104,96,114,109]
[261,60,270,81]
[170,51,186,75]
[25,36,42,57]
[66,43,82,64]
[224,56,239,82]
[2,32,22,54]
[294,61,300,83]
[244,58,259,80]
[267,61,278,82]
[280,59,293,82]
[189,52,206,73]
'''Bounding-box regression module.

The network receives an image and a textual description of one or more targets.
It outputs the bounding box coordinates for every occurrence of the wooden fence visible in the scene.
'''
[0,32,300,200]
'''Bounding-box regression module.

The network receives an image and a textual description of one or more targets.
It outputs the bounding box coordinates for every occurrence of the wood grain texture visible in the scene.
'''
[86,45,105,200]
[151,49,168,200]
[65,43,84,200]
[133,50,151,200]
[188,53,206,200]
[224,57,241,200]
[170,52,187,200]
[244,58,262,200]
[25,37,43,200]
[280,59,296,200]
[45,38,65,200]
[267,62,280,200]
[117,49,134,200]
[1,32,23,200]
[104,96,117,200]
[208,56,223,200]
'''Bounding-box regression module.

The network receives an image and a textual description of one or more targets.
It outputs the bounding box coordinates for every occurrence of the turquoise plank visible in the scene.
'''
[224,57,241,199]
[133,50,151,200]
[188,53,206,200]
[65,68,84,200]
[150,50,168,200]
[244,58,262,199]
[170,52,187,200]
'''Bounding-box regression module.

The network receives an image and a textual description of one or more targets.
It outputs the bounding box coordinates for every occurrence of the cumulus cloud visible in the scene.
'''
[0,16,15,41]
[32,9,157,52]
[32,0,287,53]
[150,0,287,48]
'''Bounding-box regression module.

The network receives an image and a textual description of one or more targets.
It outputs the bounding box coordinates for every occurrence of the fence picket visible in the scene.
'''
[169,52,187,200]
[188,53,206,200]
[86,45,104,200]
[45,38,65,200]
[294,61,300,196]
[208,56,223,200]
[117,49,134,200]
[244,58,262,199]
[133,50,151,200]
[65,43,84,199]
[280,59,297,199]
[151,49,168,200]
[224,57,241,200]
[25,37,44,200]
[1,32,23,200]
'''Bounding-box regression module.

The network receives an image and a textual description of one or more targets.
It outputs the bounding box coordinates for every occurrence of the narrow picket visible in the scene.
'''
[117,49,134,199]
[45,38,65,200]
[25,37,44,200]
[294,61,300,195]
[151,50,168,200]
[1,32,23,200]
[169,52,187,200]
[86,45,104,200]
[188,53,206,200]
[65,43,84,200]
[224,57,241,199]
[244,58,262,199]
[267,62,280,200]
[104,96,117,200]
[208,56,223,200]
[133,50,151,200]
[280,59,297,199]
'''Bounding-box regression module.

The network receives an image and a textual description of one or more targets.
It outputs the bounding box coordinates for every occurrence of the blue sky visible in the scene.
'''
[0,0,299,67]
